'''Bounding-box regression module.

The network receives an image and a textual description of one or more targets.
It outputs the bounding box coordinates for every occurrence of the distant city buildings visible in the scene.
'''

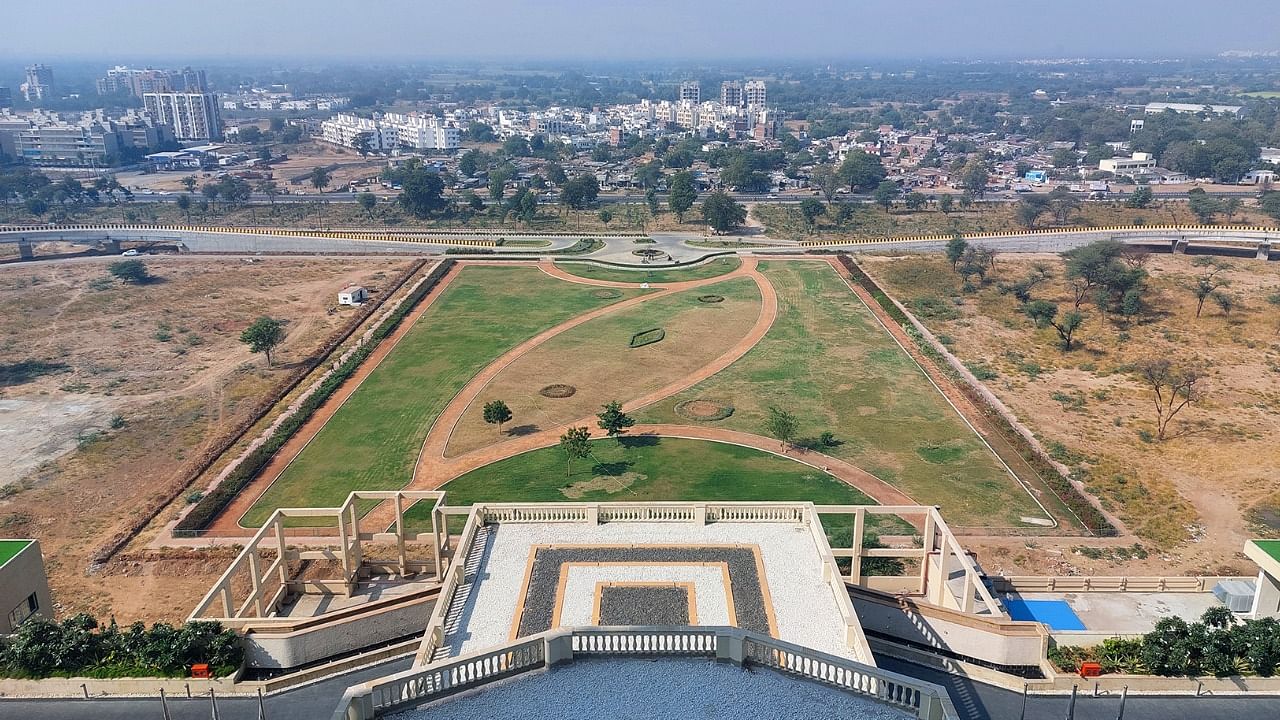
[21,65,54,103]
[744,79,767,108]
[143,92,223,141]
[720,81,742,108]
[320,112,460,152]
[679,81,701,103]
[96,66,206,97]
[0,108,175,166]
[1145,102,1245,117]
[0,87,11,108]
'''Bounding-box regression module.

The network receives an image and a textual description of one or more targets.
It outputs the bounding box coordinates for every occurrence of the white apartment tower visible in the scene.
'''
[744,80,767,108]
[720,81,743,108]
[143,92,222,141]
[679,81,700,103]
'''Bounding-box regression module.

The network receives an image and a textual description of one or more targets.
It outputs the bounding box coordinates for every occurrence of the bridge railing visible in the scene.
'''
[331,626,957,720]
[795,223,1280,247]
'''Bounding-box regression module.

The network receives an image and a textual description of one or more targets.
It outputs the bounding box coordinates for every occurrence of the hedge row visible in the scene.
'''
[172,260,455,536]
[835,254,1117,537]
[89,259,428,563]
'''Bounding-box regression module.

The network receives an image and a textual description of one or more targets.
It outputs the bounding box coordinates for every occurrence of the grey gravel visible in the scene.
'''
[389,657,912,720]
[598,586,691,626]
[518,546,770,636]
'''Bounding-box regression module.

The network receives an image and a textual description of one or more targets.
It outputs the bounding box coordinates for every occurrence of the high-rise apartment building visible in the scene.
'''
[679,81,700,103]
[744,80,767,108]
[143,92,222,141]
[720,81,743,108]
[97,67,174,97]
[177,67,208,92]
[22,65,54,102]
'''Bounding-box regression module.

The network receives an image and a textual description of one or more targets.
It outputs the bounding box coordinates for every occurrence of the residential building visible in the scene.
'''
[1099,152,1157,176]
[679,81,700,103]
[1145,102,1244,117]
[177,66,207,92]
[319,112,460,152]
[0,87,11,108]
[0,540,53,635]
[21,64,54,102]
[96,66,174,97]
[720,81,742,108]
[744,79,767,108]
[144,92,222,141]
[0,108,174,166]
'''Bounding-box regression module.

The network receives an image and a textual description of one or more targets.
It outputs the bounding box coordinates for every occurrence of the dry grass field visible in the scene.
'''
[0,256,414,621]
[863,251,1280,576]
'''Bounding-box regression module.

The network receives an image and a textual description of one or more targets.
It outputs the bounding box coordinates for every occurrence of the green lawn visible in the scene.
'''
[0,540,31,568]
[240,267,641,527]
[406,436,900,535]
[636,261,1047,527]
[554,256,741,284]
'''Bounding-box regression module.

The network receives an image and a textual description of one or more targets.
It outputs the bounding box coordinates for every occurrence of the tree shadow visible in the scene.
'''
[590,461,633,476]
[505,424,540,437]
[0,361,70,388]
[617,434,659,449]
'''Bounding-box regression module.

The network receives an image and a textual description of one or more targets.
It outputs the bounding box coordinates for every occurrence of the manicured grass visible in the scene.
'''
[0,540,31,568]
[554,256,741,284]
[637,261,1046,527]
[240,267,641,527]
[406,436,898,534]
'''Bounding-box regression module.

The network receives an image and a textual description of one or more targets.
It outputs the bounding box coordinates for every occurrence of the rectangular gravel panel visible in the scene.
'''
[597,585,691,626]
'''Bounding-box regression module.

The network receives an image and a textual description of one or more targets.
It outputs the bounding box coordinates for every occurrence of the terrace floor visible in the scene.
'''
[1011,591,1226,634]
[276,576,436,618]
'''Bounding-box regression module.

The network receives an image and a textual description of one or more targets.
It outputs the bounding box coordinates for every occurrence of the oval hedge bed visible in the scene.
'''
[675,399,735,422]
[629,327,666,348]
[591,289,623,299]
[697,294,725,304]
[539,384,577,398]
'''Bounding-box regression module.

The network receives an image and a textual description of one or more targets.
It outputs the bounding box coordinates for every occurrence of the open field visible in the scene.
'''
[753,199,1277,241]
[636,261,1048,527]
[405,436,893,535]
[240,266,642,526]
[863,252,1280,576]
[0,256,413,621]
[445,276,761,456]
[553,256,742,284]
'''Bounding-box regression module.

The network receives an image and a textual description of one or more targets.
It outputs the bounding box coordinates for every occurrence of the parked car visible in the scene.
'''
[121,249,139,256]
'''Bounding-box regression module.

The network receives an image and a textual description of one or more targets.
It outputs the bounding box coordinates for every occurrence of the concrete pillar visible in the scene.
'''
[1257,243,1272,261]
[432,507,443,578]
[394,493,408,577]
[275,518,289,587]
[104,238,121,253]
[219,584,234,618]
[348,503,362,575]
[17,239,34,259]
[337,511,351,597]
[545,632,574,666]
[716,630,746,665]
[1173,237,1189,254]
[919,511,936,595]
[248,550,264,617]
[1252,570,1280,618]
[850,509,865,582]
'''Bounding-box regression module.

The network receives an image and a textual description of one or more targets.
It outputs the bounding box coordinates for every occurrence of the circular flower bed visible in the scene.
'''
[632,248,664,258]
[697,294,725,303]
[675,399,735,422]
[591,289,623,299]
[539,384,577,398]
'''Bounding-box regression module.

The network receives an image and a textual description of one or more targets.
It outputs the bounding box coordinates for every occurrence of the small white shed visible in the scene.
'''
[338,285,369,306]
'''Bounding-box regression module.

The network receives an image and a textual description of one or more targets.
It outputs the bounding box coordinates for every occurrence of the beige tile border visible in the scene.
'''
[591,581,699,626]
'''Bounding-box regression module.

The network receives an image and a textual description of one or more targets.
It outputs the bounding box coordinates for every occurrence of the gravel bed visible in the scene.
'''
[557,565,730,629]
[518,546,770,637]
[598,586,690,626]
[389,657,911,720]
[443,522,855,660]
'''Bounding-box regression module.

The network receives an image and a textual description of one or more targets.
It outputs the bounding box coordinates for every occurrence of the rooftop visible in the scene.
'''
[0,539,32,569]
[388,657,910,720]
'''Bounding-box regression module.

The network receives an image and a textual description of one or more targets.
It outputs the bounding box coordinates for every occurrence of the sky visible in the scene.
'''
[4,0,1278,61]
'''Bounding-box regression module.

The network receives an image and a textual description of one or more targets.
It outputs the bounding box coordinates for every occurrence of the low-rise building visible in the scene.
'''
[338,285,369,305]
[1,539,53,635]
[320,112,460,153]
[1145,102,1245,117]
[1099,152,1157,177]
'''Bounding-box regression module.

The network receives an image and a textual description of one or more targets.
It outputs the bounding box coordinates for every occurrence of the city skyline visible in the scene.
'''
[2,0,1278,61]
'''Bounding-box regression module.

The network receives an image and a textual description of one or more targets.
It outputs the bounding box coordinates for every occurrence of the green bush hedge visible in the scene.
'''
[0,614,241,679]
[1050,607,1280,677]
[628,327,665,348]
[173,261,455,535]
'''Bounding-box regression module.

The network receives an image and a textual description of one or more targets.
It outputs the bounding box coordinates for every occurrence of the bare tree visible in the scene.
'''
[1190,257,1230,318]
[1136,358,1206,440]
[1120,245,1152,270]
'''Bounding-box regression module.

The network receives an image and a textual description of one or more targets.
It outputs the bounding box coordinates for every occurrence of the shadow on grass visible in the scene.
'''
[0,360,70,388]
[617,434,660,449]
[506,424,540,437]
[590,461,634,476]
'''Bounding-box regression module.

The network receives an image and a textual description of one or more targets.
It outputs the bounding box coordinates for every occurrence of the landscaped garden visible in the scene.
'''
[553,256,741,284]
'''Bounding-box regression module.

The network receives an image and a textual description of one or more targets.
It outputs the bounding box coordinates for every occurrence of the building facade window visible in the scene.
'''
[8,592,38,629]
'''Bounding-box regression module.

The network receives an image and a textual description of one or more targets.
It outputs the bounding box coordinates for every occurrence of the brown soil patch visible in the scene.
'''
[539,384,578,398]
[560,471,644,499]
[864,252,1280,576]
[0,255,413,622]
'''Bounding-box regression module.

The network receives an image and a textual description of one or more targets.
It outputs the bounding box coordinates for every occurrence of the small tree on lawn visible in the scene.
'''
[559,426,592,478]
[483,400,513,435]
[945,235,969,270]
[1190,258,1230,318]
[597,401,635,438]
[1023,300,1084,351]
[1135,357,1205,441]
[763,406,799,449]
[240,317,286,367]
[357,192,378,219]
[597,209,613,227]
[108,259,150,284]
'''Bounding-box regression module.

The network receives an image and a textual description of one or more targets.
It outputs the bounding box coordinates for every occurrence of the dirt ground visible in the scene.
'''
[862,251,1280,578]
[0,255,414,622]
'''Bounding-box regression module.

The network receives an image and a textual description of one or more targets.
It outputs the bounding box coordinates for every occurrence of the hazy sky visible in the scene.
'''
[5,0,1278,61]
